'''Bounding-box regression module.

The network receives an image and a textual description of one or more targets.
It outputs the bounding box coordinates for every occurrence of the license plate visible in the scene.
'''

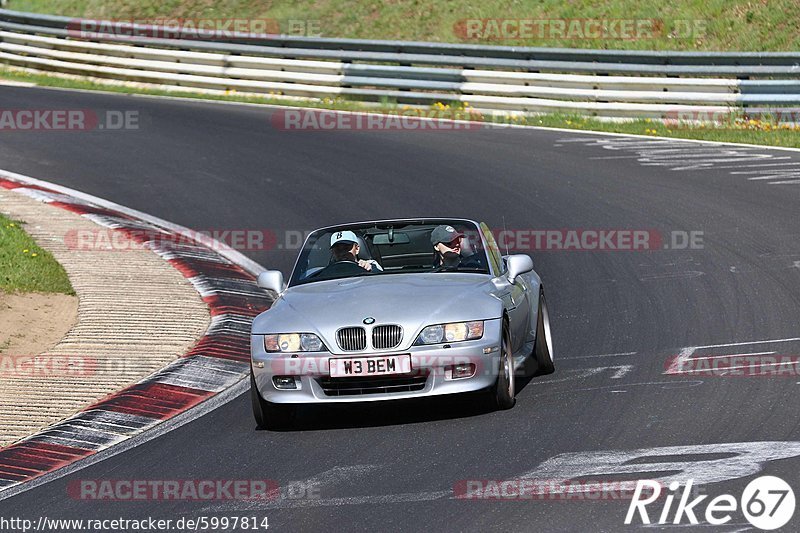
[329,354,411,378]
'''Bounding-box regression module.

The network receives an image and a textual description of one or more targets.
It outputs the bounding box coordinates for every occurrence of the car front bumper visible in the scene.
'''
[251,321,503,404]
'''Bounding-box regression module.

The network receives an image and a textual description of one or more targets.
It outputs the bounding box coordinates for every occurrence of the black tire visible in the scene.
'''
[488,324,516,410]
[533,291,555,376]
[250,371,295,430]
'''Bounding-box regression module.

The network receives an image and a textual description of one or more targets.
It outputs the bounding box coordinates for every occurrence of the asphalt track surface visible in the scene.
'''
[2,86,800,532]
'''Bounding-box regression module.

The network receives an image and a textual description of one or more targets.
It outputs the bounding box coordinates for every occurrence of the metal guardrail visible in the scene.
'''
[1,8,799,119]
[2,8,800,66]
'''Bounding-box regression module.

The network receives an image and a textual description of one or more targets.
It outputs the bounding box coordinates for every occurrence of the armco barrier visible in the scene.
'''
[1,8,799,118]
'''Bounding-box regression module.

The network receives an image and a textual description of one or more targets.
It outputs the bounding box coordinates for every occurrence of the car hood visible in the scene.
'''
[252,273,504,352]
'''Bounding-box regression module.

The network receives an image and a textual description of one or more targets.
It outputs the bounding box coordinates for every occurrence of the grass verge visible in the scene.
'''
[0,212,75,294]
[8,0,800,52]
[2,66,799,149]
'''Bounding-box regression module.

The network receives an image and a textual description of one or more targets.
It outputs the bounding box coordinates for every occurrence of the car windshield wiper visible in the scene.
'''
[297,271,373,285]
[432,266,488,273]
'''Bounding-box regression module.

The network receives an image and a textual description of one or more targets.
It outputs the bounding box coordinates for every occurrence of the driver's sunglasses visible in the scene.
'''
[442,237,462,248]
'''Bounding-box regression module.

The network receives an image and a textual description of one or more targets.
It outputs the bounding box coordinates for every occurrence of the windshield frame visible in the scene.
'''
[287,218,492,287]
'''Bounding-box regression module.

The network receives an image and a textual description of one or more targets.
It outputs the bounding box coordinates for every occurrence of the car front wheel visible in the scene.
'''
[533,291,555,375]
[488,324,515,410]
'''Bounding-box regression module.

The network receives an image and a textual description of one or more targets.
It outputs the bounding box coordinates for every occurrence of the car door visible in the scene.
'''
[480,223,530,354]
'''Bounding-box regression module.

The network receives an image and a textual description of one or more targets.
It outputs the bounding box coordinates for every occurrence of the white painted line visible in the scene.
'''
[563,136,800,185]
[647,150,755,159]
[672,361,797,374]
[518,441,800,495]
[748,174,800,180]
[561,351,637,360]
[529,367,606,385]
[517,129,800,153]
[667,157,776,170]
[589,155,643,159]
[610,365,633,379]
[538,381,705,396]
[692,337,800,350]
[529,365,633,385]
[687,351,776,361]
[301,465,382,490]
[202,489,452,511]
[734,168,800,175]
[638,271,704,281]
[768,179,800,185]
[665,347,695,375]
[665,338,800,374]
[712,160,797,169]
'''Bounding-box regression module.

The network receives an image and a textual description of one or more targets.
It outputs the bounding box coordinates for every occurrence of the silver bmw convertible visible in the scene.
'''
[250,218,554,429]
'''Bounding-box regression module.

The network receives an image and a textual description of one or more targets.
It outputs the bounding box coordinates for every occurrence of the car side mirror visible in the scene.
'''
[257,270,284,294]
[506,254,533,284]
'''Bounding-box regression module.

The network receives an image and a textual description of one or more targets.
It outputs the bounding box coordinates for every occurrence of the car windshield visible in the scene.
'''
[289,220,491,286]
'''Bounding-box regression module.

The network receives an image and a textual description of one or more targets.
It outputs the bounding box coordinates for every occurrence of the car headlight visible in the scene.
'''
[264,333,326,352]
[414,321,484,345]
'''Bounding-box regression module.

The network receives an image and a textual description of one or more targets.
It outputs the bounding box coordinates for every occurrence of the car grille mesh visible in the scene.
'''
[317,373,428,396]
[336,327,367,351]
[372,325,403,350]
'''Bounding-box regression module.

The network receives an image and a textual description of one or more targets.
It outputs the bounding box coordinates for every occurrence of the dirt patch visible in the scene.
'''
[0,291,78,356]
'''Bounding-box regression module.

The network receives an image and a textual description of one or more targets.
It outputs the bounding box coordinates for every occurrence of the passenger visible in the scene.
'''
[430,225,480,270]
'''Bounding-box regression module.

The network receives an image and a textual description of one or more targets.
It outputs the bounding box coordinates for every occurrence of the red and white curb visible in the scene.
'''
[0,171,270,494]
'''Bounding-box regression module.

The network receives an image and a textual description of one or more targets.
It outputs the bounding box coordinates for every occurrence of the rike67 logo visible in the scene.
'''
[626,476,795,530]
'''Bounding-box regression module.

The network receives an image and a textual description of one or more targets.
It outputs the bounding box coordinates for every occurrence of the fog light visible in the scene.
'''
[273,376,297,390]
[446,363,476,380]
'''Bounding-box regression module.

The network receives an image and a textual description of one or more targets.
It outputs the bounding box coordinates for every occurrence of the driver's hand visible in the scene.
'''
[442,252,461,268]
[357,259,372,271]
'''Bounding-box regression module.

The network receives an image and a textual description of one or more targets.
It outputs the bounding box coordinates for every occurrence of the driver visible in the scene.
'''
[313,231,381,279]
